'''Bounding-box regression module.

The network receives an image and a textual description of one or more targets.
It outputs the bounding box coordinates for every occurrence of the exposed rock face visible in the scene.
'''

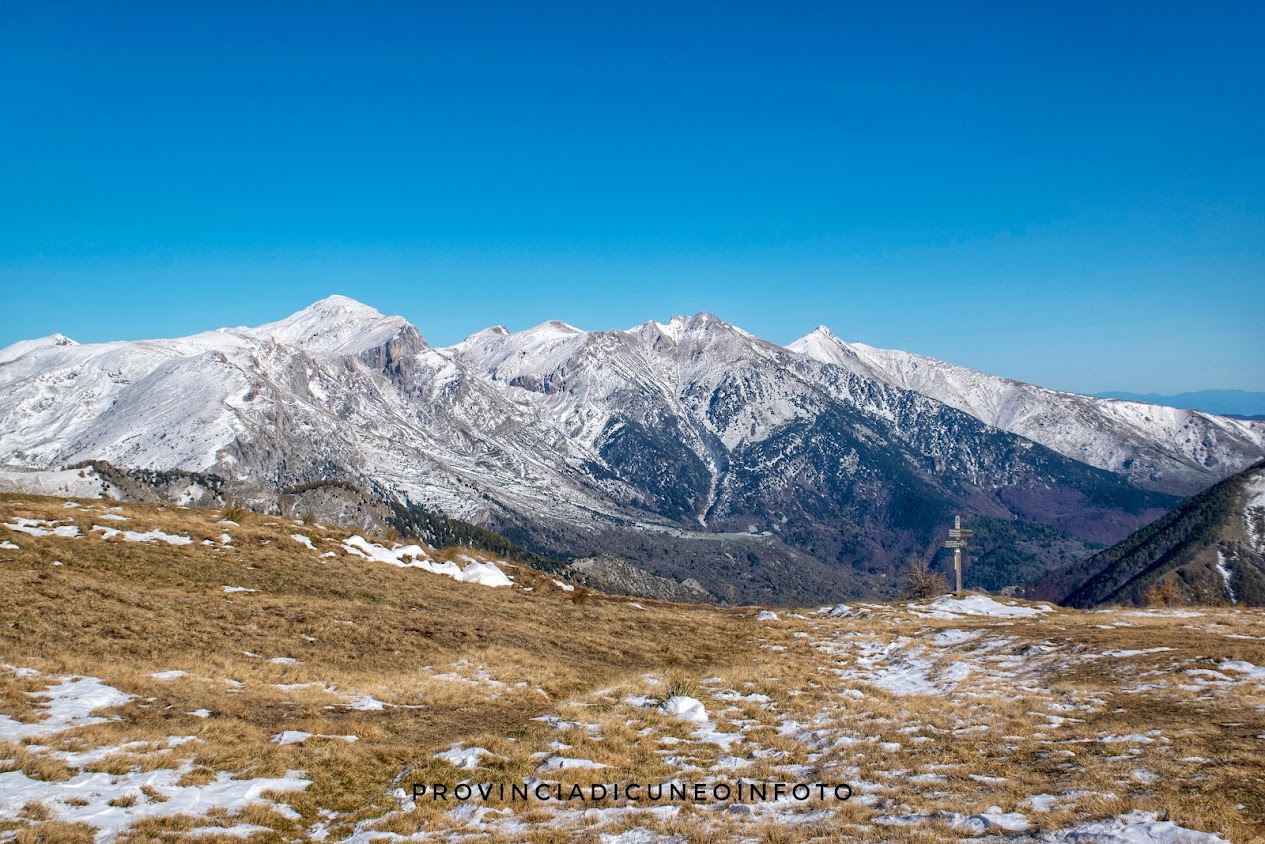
[790,326,1265,495]
[2,297,1262,603]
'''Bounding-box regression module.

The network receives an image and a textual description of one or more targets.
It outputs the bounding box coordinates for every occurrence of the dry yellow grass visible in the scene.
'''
[3,493,1265,842]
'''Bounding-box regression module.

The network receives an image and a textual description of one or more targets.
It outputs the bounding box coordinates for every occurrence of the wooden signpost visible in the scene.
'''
[944,515,974,595]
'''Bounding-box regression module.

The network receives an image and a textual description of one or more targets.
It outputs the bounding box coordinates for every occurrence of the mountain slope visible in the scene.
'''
[0,297,627,529]
[1032,460,1265,607]
[4,298,1259,603]
[789,327,1265,495]
[450,313,1179,597]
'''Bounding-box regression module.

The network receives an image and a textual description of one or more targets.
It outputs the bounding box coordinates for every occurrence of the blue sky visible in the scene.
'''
[1,1,1261,393]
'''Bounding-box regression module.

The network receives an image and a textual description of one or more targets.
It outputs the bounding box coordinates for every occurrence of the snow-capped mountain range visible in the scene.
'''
[2,296,1262,602]
[789,327,1262,495]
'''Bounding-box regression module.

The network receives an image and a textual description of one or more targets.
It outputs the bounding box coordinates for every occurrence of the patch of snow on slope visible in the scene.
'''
[660,696,708,722]
[93,525,193,545]
[1216,549,1236,604]
[1044,809,1228,842]
[820,637,952,696]
[458,561,514,587]
[150,670,188,681]
[0,466,110,498]
[434,744,492,769]
[0,765,310,841]
[1245,473,1265,553]
[0,671,133,741]
[537,755,608,770]
[341,536,512,587]
[4,517,80,538]
[917,594,1051,618]
[1219,660,1265,683]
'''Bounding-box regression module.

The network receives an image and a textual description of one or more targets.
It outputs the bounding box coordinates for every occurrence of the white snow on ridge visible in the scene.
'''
[3,298,1261,547]
[248,295,418,358]
[0,332,77,364]
[789,327,1265,493]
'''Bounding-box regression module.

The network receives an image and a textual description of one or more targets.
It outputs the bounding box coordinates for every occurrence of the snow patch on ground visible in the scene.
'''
[1046,810,1228,842]
[342,535,513,587]
[660,696,708,722]
[291,533,317,551]
[150,669,188,681]
[0,766,310,841]
[916,594,1052,618]
[4,517,80,538]
[93,525,193,545]
[0,667,310,840]
[537,755,608,771]
[0,671,133,741]
[1220,660,1265,682]
[434,744,492,769]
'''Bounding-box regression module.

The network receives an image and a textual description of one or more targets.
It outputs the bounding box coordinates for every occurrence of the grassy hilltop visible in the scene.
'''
[2,494,1263,843]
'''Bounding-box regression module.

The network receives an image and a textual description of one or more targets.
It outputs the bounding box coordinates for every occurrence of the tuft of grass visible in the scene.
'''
[13,821,95,844]
[664,676,700,700]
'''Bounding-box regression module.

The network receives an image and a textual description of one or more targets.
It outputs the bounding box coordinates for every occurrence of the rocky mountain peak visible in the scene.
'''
[250,296,424,358]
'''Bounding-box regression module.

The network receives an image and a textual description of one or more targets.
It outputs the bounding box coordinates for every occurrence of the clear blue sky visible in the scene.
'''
[1,1,1261,393]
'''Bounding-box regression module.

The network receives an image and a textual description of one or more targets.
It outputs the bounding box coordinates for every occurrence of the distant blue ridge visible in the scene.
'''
[1094,390,1265,419]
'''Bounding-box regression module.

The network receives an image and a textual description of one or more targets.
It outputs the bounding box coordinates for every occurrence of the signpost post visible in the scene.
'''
[944,515,974,595]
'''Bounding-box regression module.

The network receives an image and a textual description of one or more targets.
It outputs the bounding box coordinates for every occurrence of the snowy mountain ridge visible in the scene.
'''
[2,296,1262,601]
[789,326,1265,494]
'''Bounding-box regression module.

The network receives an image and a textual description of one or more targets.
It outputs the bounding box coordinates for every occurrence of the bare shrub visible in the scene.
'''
[901,556,948,600]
